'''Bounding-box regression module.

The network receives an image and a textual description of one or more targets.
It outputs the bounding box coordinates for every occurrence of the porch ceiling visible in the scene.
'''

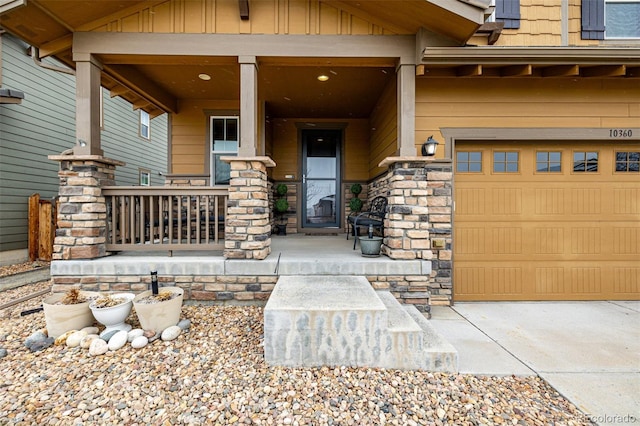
[0,0,485,118]
[98,54,395,118]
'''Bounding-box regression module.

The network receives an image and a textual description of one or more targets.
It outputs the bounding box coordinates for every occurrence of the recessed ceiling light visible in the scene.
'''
[198,73,211,81]
[317,75,329,82]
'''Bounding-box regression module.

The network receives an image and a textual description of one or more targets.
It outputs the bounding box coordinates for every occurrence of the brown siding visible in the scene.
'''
[417,78,640,158]
[270,118,370,182]
[88,0,402,35]
[368,78,397,178]
[171,99,239,175]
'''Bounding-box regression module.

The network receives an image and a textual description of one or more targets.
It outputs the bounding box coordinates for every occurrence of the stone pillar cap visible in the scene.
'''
[220,156,276,167]
[48,154,126,167]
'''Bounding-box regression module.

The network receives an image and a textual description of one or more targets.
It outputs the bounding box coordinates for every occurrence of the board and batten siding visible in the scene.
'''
[0,34,168,256]
[416,77,640,147]
[87,0,399,36]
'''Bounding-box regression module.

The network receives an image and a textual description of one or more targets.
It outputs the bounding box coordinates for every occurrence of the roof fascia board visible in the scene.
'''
[73,32,416,65]
[422,47,640,65]
[430,0,487,24]
[0,0,26,14]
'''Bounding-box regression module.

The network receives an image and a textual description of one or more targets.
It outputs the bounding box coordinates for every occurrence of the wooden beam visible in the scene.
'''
[542,64,580,77]
[500,64,532,77]
[474,22,504,45]
[132,99,152,110]
[38,34,72,58]
[109,85,130,98]
[104,64,177,113]
[456,64,482,77]
[581,65,626,77]
[238,0,249,20]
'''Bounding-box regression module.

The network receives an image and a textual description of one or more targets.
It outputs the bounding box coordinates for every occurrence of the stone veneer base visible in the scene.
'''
[50,256,436,312]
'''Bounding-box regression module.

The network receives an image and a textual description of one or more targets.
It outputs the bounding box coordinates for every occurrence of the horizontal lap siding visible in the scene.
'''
[416,78,640,147]
[0,34,168,253]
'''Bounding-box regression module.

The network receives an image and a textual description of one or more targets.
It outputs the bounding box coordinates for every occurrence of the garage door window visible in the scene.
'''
[456,151,482,172]
[536,151,562,172]
[615,151,640,172]
[573,151,598,172]
[493,151,519,173]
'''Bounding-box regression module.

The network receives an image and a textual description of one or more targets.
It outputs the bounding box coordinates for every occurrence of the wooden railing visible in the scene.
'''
[102,187,228,252]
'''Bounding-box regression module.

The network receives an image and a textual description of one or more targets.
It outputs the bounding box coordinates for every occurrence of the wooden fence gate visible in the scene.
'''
[28,193,56,261]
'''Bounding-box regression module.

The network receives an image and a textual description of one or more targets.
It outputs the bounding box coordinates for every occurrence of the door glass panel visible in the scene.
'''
[303,130,340,227]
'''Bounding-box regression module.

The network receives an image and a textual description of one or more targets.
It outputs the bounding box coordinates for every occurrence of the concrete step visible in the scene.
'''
[264,275,457,372]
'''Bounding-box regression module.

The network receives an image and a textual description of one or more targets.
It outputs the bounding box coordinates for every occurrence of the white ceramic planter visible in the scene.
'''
[42,291,99,338]
[133,286,184,333]
[90,293,135,335]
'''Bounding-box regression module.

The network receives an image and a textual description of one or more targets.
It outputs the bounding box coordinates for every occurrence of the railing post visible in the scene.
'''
[222,156,276,260]
[48,154,125,260]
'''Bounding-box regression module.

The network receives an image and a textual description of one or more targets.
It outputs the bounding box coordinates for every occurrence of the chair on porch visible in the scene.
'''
[346,196,387,250]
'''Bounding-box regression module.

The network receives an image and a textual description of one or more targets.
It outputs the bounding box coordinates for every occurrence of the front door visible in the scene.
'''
[302,129,341,228]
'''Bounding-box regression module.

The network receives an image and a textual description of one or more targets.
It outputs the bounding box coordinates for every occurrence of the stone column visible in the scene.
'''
[378,156,453,303]
[222,156,276,260]
[48,155,125,260]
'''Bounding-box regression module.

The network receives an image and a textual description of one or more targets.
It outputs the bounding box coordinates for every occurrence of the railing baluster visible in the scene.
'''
[102,187,227,251]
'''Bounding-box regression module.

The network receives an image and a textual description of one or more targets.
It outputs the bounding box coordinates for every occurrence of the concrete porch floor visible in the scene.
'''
[51,234,432,277]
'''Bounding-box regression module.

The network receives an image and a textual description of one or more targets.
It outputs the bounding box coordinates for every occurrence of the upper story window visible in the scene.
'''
[536,151,562,173]
[606,1,640,38]
[140,110,150,139]
[493,151,519,173]
[456,151,483,172]
[211,116,239,185]
[573,151,599,172]
[615,151,640,172]
[583,0,640,39]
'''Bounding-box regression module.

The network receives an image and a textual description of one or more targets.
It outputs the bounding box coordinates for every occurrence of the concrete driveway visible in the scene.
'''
[430,301,640,426]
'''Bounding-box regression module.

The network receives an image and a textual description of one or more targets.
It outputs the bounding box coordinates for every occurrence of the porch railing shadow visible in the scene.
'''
[103,187,227,252]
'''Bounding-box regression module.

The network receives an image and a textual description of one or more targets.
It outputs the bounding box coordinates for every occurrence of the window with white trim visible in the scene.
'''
[140,110,150,139]
[210,116,239,185]
[139,169,150,186]
[606,0,640,38]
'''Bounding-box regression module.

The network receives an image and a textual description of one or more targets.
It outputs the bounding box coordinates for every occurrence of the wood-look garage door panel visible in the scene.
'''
[454,141,640,301]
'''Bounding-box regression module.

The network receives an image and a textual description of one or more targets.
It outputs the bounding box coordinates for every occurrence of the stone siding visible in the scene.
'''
[52,274,431,313]
[50,156,123,261]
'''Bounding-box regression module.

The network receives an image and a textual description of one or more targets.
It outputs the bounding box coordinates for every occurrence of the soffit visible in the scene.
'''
[420,47,640,78]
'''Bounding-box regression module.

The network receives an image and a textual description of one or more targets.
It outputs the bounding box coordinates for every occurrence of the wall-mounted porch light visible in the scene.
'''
[421,135,439,156]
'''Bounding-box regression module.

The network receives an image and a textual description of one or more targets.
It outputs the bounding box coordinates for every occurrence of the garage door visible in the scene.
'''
[454,141,639,301]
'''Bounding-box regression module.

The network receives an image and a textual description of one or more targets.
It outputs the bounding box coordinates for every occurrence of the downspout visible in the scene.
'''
[28,46,75,76]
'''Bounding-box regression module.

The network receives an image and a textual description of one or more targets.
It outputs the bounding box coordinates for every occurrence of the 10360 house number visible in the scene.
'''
[609,129,633,138]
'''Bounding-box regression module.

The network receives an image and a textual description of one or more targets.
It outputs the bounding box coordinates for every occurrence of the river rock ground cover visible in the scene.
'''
[0,280,593,425]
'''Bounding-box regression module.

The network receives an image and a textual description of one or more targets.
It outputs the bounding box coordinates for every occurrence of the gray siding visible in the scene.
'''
[0,34,168,253]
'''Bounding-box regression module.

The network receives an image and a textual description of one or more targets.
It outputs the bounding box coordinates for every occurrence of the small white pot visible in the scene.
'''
[90,293,135,335]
